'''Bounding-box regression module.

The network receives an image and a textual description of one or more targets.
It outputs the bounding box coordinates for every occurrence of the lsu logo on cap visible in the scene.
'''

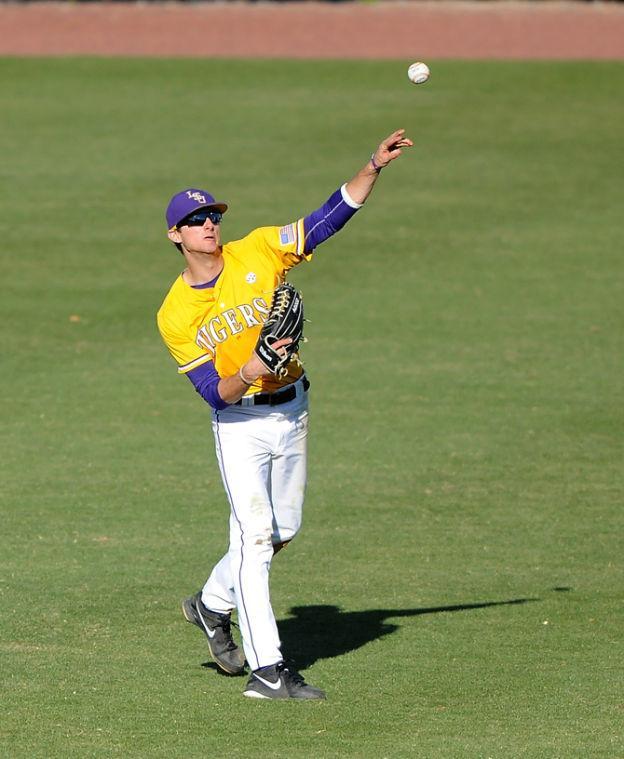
[187,191,207,204]
[280,224,296,245]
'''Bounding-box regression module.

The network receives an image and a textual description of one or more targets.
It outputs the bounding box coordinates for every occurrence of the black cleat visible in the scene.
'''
[182,592,245,675]
[243,661,326,700]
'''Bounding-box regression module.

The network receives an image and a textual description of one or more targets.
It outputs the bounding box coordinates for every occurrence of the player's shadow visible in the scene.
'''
[278,597,538,671]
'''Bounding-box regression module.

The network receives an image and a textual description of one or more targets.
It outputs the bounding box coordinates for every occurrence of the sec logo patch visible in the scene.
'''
[246,272,257,284]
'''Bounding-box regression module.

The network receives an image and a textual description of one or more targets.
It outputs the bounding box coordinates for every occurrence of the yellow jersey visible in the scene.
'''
[157,222,310,395]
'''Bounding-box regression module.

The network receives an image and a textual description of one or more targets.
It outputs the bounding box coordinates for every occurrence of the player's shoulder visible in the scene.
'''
[226,224,301,258]
[225,225,276,250]
[158,273,185,307]
[223,227,279,264]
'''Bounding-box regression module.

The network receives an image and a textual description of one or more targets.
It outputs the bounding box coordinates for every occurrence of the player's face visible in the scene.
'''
[172,208,222,255]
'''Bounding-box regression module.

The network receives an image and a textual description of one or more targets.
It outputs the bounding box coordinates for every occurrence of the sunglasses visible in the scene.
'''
[179,209,223,228]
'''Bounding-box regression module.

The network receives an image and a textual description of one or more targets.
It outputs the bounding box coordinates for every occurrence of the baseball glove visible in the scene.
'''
[254,282,304,377]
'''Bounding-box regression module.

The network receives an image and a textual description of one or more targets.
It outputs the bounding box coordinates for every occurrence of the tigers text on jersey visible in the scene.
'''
[157,222,310,395]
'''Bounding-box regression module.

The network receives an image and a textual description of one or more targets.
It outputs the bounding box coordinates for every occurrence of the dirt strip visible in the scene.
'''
[0,1,623,60]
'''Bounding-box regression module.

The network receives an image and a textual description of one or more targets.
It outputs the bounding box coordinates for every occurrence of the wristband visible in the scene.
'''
[238,366,253,385]
[370,153,383,172]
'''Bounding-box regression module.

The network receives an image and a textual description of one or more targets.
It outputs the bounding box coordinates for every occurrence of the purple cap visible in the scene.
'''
[166,188,228,229]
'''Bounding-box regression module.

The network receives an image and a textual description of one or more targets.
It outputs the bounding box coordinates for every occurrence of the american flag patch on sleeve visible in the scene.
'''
[279,223,296,245]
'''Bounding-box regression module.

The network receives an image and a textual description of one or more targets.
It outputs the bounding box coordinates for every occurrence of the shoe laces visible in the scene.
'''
[219,617,239,652]
[278,660,306,686]
[207,610,239,652]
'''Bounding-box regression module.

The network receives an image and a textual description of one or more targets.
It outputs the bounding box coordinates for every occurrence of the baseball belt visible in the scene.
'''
[234,375,310,407]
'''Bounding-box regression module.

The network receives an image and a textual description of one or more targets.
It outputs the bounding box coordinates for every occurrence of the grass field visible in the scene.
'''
[1,58,623,758]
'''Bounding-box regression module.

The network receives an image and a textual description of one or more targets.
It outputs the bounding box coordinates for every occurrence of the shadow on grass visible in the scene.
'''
[278,597,539,671]
[201,660,247,678]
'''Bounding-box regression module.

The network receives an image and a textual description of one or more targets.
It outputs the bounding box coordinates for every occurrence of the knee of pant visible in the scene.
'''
[242,525,274,553]
[275,519,301,544]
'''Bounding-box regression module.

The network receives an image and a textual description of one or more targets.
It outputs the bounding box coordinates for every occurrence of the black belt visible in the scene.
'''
[235,376,310,407]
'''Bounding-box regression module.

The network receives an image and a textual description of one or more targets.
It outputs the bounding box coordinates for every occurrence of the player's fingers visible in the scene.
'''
[388,137,413,150]
[381,129,406,147]
[272,337,293,350]
[382,139,413,162]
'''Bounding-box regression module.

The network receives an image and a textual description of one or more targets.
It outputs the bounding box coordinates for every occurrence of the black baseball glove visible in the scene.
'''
[254,282,304,377]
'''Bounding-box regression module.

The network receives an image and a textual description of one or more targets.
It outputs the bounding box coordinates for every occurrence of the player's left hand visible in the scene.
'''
[253,282,304,378]
[245,338,293,380]
[373,129,413,168]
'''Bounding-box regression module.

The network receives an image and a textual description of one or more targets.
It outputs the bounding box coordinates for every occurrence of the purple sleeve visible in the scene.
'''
[302,185,361,253]
[186,360,229,411]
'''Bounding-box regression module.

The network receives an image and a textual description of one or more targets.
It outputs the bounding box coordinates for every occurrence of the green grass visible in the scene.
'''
[1,58,623,758]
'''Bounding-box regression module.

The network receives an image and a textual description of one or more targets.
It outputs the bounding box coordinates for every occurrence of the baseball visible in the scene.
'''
[408,61,430,85]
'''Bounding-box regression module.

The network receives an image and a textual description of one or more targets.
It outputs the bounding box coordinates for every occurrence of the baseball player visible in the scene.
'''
[157,130,412,700]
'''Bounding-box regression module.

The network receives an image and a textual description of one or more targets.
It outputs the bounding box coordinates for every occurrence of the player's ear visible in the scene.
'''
[168,228,182,245]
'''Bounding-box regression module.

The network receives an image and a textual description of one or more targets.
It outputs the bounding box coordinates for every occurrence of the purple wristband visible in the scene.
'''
[370,153,382,172]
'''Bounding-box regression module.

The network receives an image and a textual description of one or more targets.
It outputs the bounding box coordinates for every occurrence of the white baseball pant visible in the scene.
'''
[200,379,308,671]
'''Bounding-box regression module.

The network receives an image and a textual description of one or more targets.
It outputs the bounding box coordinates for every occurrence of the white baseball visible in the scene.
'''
[408,61,430,85]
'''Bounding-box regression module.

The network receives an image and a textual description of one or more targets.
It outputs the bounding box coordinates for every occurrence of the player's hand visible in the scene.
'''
[373,129,413,168]
[243,338,293,380]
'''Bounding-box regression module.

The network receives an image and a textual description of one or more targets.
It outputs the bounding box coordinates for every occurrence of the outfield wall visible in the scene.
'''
[0,1,623,59]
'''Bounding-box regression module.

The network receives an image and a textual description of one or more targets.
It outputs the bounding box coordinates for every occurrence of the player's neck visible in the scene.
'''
[183,248,224,286]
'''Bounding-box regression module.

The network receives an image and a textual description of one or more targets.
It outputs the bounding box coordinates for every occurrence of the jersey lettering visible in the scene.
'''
[253,297,270,316]
[208,316,228,344]
[238,303,262,328]
[222,308,244,335]
[195,297,270,351]
[196,325,216,354]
